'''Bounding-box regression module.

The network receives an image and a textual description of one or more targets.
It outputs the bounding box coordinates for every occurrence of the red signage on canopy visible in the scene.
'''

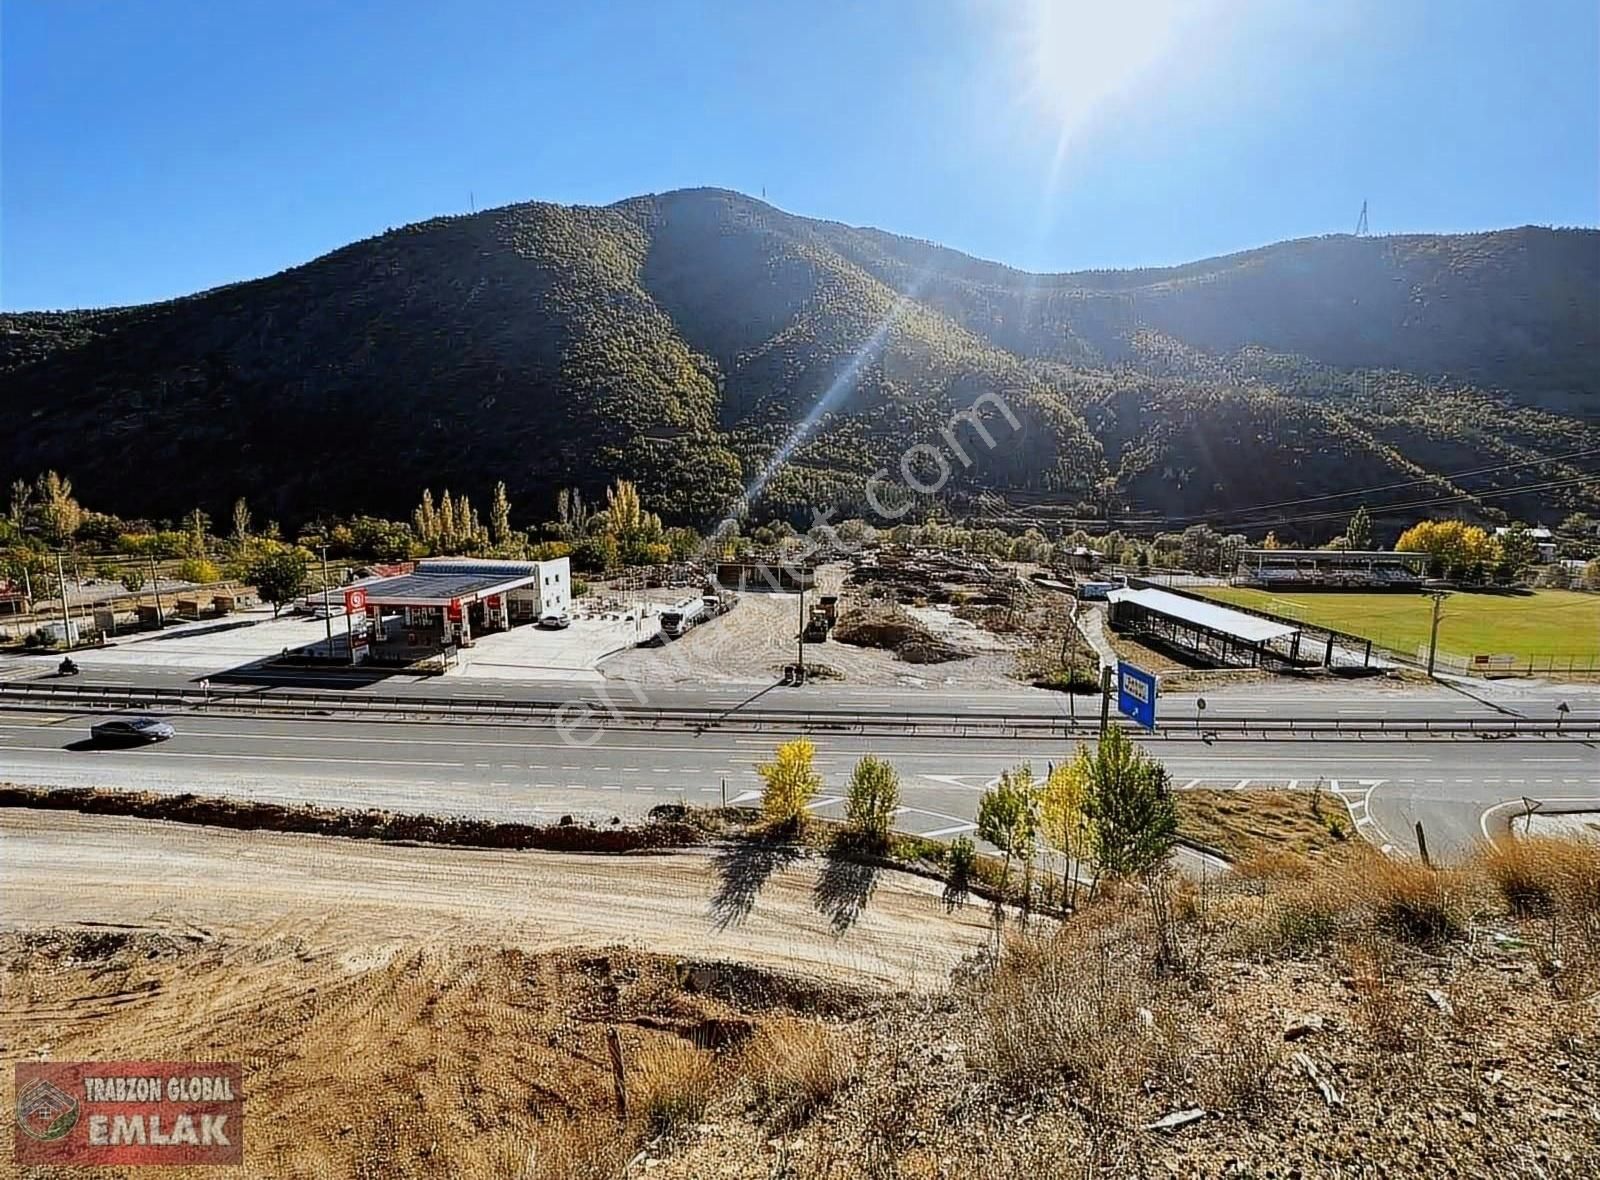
[447,599,462,621]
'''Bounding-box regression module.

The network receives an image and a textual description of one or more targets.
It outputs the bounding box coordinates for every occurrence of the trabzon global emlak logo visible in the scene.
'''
[16,1077,80,1142]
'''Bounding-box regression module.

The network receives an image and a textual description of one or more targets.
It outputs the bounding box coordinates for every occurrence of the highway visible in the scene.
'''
[4,652,1596,724]
[1,705,1595,857]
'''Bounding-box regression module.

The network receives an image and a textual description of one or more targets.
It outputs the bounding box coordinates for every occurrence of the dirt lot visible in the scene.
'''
[600,564,1026,688]
[0,811,989,990]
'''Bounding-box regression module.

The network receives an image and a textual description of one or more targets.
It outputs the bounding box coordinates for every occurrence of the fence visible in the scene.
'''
[1409,646,1600,680]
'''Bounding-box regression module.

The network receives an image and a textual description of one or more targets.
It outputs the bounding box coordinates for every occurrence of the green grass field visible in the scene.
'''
[1197,587,1600,665]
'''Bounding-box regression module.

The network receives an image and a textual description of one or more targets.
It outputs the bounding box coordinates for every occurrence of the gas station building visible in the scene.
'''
[349,557,571,662]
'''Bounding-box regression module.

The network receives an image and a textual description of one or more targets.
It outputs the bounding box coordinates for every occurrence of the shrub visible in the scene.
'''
[943,835,976,911]
[632,1041,715,1138]
[744,1021,855,1127]
[844,755,900,850]
[1204,1013,1282,1114]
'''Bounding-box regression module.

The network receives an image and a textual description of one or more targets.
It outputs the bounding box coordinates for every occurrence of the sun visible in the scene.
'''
[1006,0,1188,135]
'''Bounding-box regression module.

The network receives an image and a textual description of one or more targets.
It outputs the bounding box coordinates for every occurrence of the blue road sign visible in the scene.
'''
[1116,661,1158,730]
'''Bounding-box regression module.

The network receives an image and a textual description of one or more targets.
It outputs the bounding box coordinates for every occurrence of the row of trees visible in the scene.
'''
[755,728,1178,910]
[9,465,1595,594]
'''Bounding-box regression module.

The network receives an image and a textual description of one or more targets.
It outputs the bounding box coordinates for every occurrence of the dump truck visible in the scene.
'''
[803,594,840,642]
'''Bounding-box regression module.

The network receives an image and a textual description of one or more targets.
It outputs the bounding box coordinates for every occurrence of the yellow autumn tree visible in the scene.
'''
[1395,520,1499,580]
[757,738,822,830]
[1039,753,1094,908]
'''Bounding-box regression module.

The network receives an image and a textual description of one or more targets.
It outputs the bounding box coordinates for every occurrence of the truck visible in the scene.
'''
[659,596,709,639]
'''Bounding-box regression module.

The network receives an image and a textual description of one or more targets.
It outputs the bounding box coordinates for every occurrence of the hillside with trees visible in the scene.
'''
[1,188,1594,539]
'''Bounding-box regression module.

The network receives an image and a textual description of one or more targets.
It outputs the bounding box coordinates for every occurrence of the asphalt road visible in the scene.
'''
[1,708,1594,858]
[4,652,1596,726]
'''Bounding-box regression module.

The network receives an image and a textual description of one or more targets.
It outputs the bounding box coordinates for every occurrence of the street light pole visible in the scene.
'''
[321,545,334,657]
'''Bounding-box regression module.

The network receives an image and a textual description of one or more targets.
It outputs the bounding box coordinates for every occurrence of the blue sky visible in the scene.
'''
[3,0,1596,309]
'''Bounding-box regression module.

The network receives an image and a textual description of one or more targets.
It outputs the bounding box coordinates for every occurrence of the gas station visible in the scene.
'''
[347,558,572,664]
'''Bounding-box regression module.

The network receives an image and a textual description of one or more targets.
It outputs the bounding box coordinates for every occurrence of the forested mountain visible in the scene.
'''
[2,188,1595,539]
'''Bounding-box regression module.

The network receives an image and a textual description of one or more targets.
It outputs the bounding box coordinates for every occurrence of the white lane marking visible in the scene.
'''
[1183,779,1202,789]
[919,822,978,838]
[806,795,845,811]
[1480,796,1600,844]
[1235,779,1250,790]
[727,790,763,805]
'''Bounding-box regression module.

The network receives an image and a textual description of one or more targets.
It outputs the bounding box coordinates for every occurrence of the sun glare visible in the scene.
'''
[1010,0,1187,135]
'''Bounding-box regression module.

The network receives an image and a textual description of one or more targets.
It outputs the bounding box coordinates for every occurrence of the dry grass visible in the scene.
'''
[1177,789,1352,860]
[965,910,1156,1108]
[1478,834,1600,920]
[1202,1010,1283,1114]
[525,1118,632,1180]
[1357,853,1472,946]
[744,1019,857,1126]
[632,1040,718,1138]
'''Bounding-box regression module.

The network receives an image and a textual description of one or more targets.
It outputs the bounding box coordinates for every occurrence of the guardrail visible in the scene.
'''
[1,682,1596,741]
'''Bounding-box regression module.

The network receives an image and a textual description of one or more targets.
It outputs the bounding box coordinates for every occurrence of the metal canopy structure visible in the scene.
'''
[1108,588,1299,644]
[1107,585,1315,670]
[355,570,536,608]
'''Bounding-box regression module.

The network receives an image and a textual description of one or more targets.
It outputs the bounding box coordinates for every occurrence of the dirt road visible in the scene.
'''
[0,811,989,989]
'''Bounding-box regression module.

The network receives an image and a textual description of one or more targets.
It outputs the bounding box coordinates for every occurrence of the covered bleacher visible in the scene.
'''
[1237,548,1426,590]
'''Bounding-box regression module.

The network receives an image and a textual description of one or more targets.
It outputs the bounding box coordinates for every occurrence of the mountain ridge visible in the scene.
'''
[3,188,1595,536]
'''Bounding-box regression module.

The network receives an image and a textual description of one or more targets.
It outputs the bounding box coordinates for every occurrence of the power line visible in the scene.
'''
[1164,445,1600,523]
[1220,474,1598,533]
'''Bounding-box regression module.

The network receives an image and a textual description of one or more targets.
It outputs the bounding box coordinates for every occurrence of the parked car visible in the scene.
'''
[89,716,176,745]
[538,611,572,630]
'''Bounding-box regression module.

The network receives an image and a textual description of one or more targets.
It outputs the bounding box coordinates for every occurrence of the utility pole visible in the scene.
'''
[148,552,164,628]
[320,545,333,657]
[1425,590,1450,677]
[54,551,73,649]
[71,560,89,636]
[795,571,806,683]
[1098,664,1113,737]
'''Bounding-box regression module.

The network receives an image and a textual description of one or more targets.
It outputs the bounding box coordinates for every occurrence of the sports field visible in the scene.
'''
[1198,587,1600,665]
